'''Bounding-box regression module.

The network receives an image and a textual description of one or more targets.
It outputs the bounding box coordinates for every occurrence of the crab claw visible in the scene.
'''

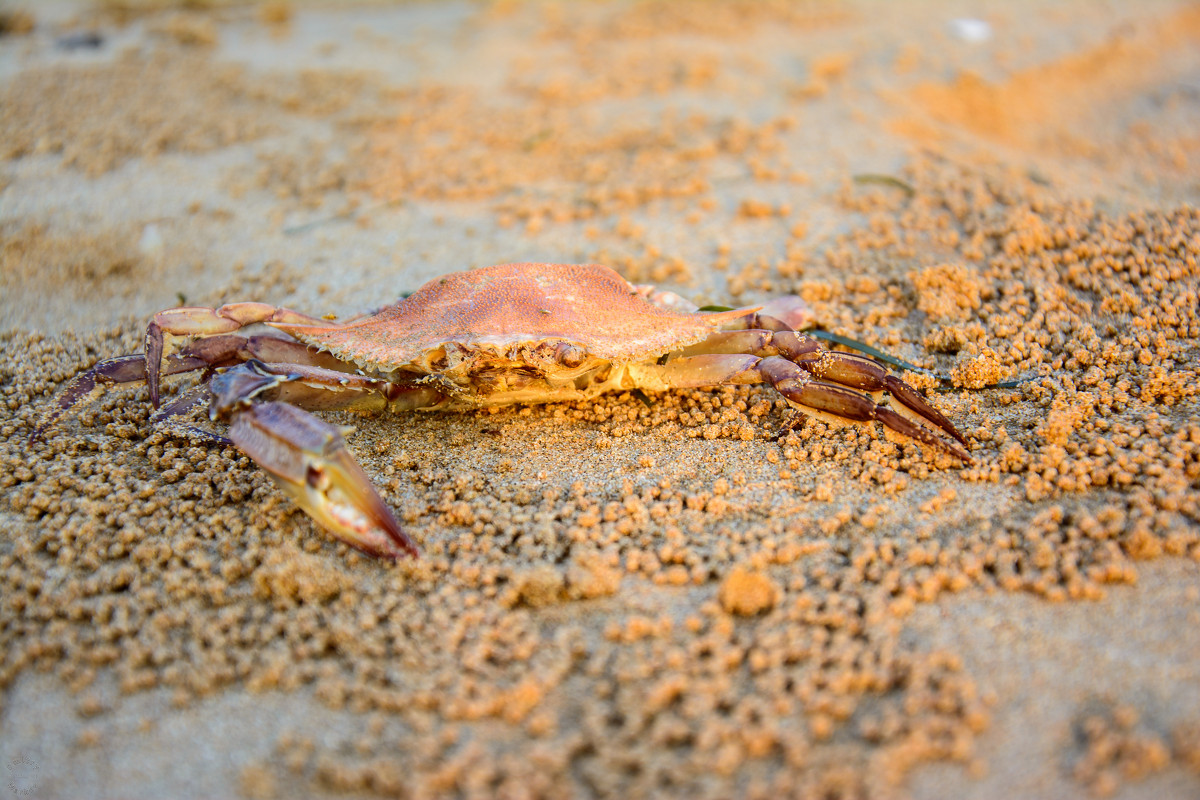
[227,400,418,560]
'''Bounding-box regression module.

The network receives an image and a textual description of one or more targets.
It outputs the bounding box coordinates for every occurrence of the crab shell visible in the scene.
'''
[273,262,757,405]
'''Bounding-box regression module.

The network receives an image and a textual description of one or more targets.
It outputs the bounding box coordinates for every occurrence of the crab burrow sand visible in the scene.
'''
[36,262,971,560]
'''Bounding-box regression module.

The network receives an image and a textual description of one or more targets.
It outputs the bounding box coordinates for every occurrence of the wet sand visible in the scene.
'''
[1,1,1199,798]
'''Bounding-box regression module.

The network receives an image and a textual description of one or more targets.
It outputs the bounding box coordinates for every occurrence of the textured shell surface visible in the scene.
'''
[278,263,746,371]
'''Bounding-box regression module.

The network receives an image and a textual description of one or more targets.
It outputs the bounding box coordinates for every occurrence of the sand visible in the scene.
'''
[1,1,1198,798]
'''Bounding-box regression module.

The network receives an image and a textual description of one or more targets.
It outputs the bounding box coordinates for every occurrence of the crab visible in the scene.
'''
[37,262,971,561]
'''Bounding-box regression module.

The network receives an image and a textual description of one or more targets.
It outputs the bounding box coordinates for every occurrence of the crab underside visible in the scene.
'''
[37,263,971,560]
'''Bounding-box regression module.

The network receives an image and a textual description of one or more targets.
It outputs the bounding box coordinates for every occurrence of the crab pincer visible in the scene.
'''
[210,361,417,560]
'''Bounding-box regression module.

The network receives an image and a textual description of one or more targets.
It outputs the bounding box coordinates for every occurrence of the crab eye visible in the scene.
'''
[556,344,585,368]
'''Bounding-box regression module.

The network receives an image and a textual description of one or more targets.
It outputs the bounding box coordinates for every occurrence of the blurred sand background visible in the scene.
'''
[1,1,1199,798]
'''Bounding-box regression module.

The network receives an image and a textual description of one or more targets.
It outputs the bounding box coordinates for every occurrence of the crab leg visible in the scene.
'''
[631,353,970,461]
[770,331,967,447]
[675,330,775,357]
[146,303,337,406]
[33,353,210,440]
[755,356,970,461]
[675,291,965,446]
[700,296,814,332]
[637,286,815,332]
[208,360,421,560]
[34,334,349,440]
[674,329,967,448]
[237,362,447,414]
[629,354,761,389]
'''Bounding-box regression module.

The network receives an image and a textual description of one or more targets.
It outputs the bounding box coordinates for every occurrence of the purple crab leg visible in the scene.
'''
[669,328,969,450]
[770,332,968,447]
[32,353,208,441]
[33,334,349,441]
[756,356,971,461]
[145,303,336,406]
[632,352,970,461]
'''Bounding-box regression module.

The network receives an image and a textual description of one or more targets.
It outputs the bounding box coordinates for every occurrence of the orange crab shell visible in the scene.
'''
[274,262,751,371]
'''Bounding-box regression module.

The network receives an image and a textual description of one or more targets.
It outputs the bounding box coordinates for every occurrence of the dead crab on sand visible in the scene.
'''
[38,262,970,560]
